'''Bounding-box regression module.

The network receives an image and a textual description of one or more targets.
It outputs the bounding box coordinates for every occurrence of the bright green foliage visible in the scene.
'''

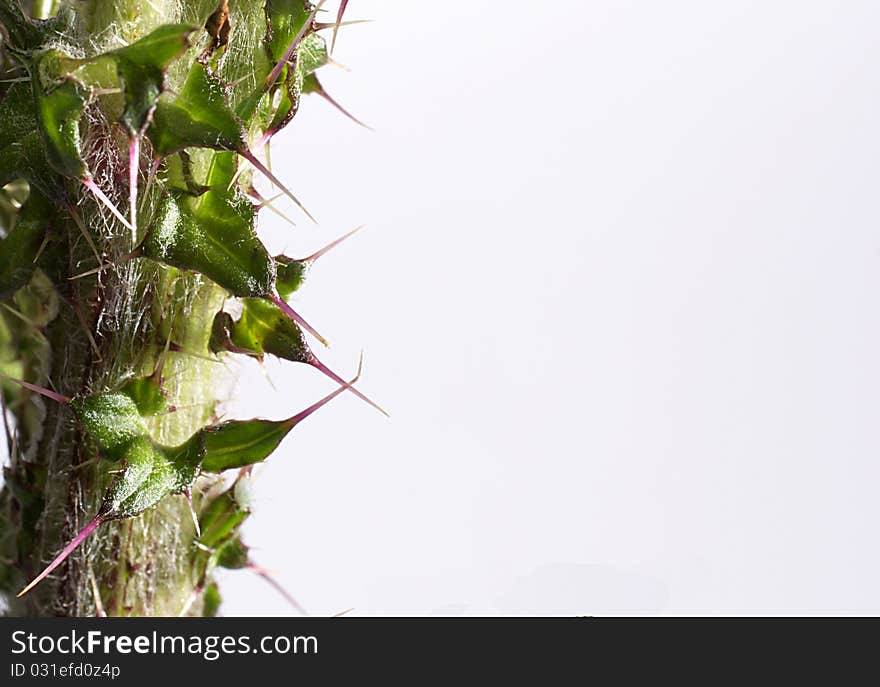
[197,481,250,550]
[112,24,197,136]
[275,256,310,297]
[265,0,314,60]
[201,582,222,616]
[100,436,202,520]
[259,0,315,132]
[200,417,296,472]
[225,297,311,362]
[31,52,89,179]
[193,476,253,604]
[149,60,245,156]
[140,192,275,298]
[68,377,303,512]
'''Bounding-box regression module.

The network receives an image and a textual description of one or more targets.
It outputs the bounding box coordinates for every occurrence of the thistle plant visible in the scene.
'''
[0,0,376,616]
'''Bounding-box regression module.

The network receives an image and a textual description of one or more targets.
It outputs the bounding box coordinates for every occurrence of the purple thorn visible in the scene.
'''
[308,352,389,417]
[265,0,327,91]
[249,564,308,616]
[301,225,364,264]
[331,0,350,54]
[310,76,373,130]
[240,149,316,223]
[82,177,134,231]
[18,515,104,597]
[285,354,363,426]
[0,372,71,405]
[268,294,330,347]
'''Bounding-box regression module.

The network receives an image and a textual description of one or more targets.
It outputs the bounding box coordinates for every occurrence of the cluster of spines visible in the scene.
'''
[0,0,376,611]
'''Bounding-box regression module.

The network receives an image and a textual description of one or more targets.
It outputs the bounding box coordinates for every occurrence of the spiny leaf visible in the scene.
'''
[257,5,328,141]
[112,23,196,136]
[102,436,202,520]
[302,72,371,129]
[274,258,309,298]
[31,51,89,179]
[202,582,222,617]
[200,367,360,472]
[200,418,296,472]
[216,537,250,569]
[264,0,315,65]
[139,191,274,298]
[217,298,386,415]
[18,433,204,597]
[275,225,362,297]
[228,297,311,363]
[247,0,321,137]
[99,437,157,516]
[298,32,329,75]
[148,60,245,157]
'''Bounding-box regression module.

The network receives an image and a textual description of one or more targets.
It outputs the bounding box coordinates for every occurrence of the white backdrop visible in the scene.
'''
[194,1,879,614]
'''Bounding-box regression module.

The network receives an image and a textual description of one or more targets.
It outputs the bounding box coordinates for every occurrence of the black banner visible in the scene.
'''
[0,617,877,681]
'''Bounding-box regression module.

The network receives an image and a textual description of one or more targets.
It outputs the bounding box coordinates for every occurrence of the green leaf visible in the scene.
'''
[0,191,52,301]
[275,225,362,297]
[199,417,295,472]
[101,435,202,520]
[198,365,364,473]
[275,256,309,297]
[198,486,249,550]
[112,24,196,135]
[239,0,314,131]
[297,32,328,75]
[265,1,314,63]
[148,60,245,156]
[209,310,236,354]
[31,51,89,179]
[99,437,155,515]
[264,8,330,139]
[202,582,222,617]
[70,393,147,460]
[139,192,274,298]
[120,375,169,416]
[228,297,310,363]
[301,71,321,95]
[216,537,249,569]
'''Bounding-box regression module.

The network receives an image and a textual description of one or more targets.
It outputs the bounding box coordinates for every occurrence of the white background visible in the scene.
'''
[47,0,880,615]
[217,0,880,615]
